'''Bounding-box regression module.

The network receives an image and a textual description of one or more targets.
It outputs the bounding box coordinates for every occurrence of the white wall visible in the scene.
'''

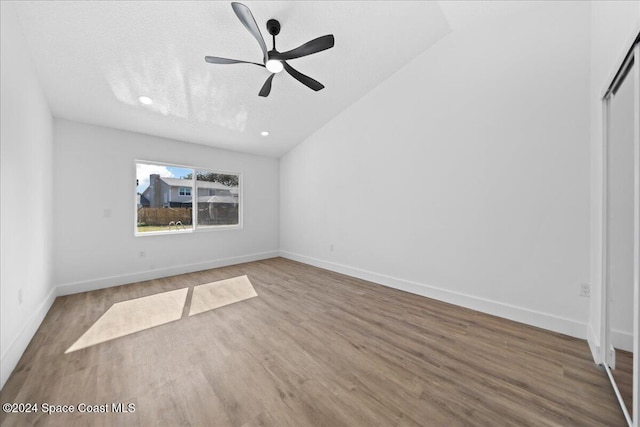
[0,3,55,388]
[53,120,279,294]
[588,0,640,362]
[280,1,592,338]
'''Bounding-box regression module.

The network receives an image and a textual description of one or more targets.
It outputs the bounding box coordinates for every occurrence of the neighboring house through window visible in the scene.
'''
[136,161,241,235]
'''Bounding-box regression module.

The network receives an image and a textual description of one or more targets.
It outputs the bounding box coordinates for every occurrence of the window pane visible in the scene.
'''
[195,170,239,226]
[136,163,193,233]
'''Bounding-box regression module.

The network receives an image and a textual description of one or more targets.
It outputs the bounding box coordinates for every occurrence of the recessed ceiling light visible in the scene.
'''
[261,131,269,136]
[138,96,153,105]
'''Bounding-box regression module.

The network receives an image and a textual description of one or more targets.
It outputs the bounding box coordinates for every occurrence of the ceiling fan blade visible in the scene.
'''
[204,56,264,67]
[271,35,334,61]
[231,2,268,64]
[259,74,275,97]
[283,62,324,92]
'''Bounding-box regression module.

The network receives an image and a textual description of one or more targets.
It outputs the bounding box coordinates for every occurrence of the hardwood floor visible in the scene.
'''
[0,257,626,426]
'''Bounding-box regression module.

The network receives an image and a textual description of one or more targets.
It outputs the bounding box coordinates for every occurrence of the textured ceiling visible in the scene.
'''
[13,1,529,158]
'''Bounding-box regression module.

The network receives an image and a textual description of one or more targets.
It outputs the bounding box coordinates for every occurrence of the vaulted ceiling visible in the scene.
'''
[12,1,530,157]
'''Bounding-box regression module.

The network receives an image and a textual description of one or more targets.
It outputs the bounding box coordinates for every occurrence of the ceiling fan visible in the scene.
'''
[204,2,335,97]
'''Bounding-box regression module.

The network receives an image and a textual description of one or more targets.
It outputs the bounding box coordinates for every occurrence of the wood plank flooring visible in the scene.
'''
[0,257,626,426]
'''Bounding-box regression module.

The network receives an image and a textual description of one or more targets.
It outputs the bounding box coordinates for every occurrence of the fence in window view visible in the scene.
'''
[137,207,192,226]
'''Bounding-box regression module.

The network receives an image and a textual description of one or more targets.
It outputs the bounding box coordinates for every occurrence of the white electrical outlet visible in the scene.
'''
[18,289,23,304]
[330,244,334,252]
[139,251,146,258]
[579,284,590,297]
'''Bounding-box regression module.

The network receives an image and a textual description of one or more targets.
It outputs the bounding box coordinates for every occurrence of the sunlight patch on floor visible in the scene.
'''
[65,288,188,353]
[189,275,257,316]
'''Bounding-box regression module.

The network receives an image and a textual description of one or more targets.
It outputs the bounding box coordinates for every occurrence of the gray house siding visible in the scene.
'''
[141,174,238,209]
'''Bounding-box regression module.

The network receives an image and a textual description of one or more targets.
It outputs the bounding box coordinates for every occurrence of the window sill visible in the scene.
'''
[135,224,242,237]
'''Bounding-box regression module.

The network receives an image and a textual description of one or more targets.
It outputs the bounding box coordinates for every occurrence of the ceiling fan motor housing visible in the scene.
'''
[267,19,281,36]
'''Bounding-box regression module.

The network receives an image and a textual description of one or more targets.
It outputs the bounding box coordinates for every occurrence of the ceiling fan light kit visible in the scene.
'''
[204,2,335,97]
[265,59,283,74]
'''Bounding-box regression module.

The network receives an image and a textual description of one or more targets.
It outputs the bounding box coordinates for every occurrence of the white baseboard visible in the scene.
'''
[611,329,633,353]
[56,251,279,296]
[586,325,632,363]
[1,287,56,390]
[280,251,588,340]
[587,323,602,364]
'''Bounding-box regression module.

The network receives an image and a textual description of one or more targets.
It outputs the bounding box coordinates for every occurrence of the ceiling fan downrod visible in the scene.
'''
[267,18,280,50]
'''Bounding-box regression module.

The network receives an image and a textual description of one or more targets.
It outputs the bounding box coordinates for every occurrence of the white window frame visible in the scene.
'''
[135,160,243,236]
[178,187,191,196]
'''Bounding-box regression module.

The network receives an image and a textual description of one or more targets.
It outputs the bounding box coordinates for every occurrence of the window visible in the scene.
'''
[136,161,241,235]
[195,170,240,227]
